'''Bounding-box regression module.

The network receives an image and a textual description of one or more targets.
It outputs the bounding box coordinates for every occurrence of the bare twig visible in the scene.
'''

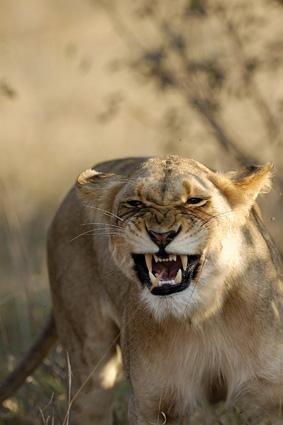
[214,3,282,148]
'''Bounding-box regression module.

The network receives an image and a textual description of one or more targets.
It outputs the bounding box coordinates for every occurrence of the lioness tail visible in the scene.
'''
[0,314,57,404]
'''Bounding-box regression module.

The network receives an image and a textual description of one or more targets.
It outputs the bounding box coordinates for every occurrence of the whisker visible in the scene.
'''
[81,224,124,231]
[81,222,123,228]
[70,229,124,242]
[83,204,125,223]
[199,210,236,228]
[71,234,124,242]
[85,229,123,232]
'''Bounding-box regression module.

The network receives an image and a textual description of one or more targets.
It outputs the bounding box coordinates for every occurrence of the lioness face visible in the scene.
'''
[78,156,272,320]
[110,157,236,320]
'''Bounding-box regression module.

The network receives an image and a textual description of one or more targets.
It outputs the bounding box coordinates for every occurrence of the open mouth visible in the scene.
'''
[132,253,201,296]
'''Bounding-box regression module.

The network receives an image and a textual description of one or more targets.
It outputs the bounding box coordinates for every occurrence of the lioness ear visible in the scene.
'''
[76,168,121,197]
[77,169,112,184]
[211,163,273,212]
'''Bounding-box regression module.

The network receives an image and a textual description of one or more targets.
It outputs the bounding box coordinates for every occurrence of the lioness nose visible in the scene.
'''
[147,228,180,247]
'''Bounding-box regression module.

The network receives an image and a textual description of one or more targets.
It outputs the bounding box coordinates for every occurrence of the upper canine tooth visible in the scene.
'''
[149,271,159,287]
[175,269,182,284]
[145,254,152,273]
[181,255,188,270]
[154,254,159,263]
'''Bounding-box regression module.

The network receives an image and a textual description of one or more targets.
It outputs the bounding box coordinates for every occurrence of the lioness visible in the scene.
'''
[46,155,282,425]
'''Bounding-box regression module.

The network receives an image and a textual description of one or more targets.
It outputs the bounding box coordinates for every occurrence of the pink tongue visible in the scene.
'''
[152,261,179,280]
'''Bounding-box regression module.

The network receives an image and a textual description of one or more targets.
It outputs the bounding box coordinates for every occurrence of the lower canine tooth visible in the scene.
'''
[149,271,159,287]
[181,255,188,270]
[175,269,182,284]
[145,254,152,273]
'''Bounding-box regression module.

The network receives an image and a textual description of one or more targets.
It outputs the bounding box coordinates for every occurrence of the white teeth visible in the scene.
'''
[149,271,159,287]
[175,269,182,284]
[181,255,188,270]
[145,254,152,273]
[157,280,174,285]
[153,255,178,263]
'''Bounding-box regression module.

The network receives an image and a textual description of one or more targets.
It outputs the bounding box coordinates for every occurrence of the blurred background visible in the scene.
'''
[0,0,283,423]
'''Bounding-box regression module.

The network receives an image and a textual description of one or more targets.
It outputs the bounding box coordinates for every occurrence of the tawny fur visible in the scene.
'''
[47,156,283,425]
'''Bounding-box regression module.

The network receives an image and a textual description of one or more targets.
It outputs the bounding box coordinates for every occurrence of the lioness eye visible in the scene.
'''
[126,200,144,208]
[186,197,207,206]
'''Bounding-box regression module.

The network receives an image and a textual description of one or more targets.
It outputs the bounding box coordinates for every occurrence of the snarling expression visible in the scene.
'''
[77,156,272,319]
[109,157,231,297]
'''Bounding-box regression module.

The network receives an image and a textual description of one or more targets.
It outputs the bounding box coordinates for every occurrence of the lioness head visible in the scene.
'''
[77,156,272,321]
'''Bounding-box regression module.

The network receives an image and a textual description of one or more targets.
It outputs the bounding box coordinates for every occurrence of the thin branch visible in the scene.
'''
[214,3,282,148]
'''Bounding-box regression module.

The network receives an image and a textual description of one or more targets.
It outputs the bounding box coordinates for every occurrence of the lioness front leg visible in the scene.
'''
[69,345,121,424]
[60,317,121,425]
[128,394,189,425]
[47,200,123,425]
[52,296,121,425]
